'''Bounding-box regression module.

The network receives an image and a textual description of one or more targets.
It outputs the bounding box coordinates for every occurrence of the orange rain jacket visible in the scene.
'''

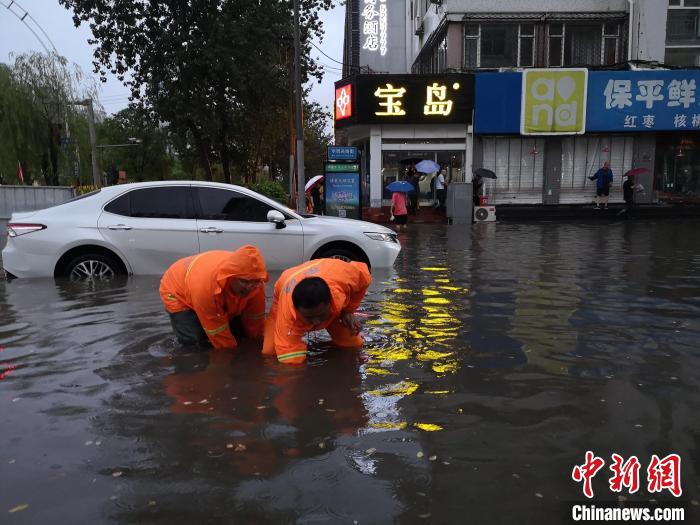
[159,246,269,349]
[262,259,372,364]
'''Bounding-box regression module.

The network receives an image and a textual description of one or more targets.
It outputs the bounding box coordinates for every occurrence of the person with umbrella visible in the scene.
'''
[472,168,497,206]
[618,167,647,219]
[386,180,413,232]
[305,175,324,214]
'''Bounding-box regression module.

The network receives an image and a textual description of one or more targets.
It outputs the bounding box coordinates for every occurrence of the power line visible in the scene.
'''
[1,0,58,54]
[310,40,344,66]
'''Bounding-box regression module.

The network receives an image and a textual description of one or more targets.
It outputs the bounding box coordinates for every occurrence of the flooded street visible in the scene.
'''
[2,221,699,524]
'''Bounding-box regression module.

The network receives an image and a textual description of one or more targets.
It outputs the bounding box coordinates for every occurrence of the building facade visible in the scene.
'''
[339,1,700,212]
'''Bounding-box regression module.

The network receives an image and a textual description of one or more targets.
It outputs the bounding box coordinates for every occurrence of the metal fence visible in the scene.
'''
[0,185,75,220]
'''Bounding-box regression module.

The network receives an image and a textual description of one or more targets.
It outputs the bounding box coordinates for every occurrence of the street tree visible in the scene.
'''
[97,105,174,182]
[60,0,333,184]
[10,52,99,185]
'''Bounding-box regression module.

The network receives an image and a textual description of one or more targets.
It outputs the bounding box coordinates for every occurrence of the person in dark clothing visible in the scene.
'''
[311,184,323,214]
[472,175,483,207]
[405,167,419,215]
[589,161,613,209]
[618,175,635,218]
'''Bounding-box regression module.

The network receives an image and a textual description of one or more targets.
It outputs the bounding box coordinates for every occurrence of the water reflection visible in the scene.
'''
[1,221,699,523]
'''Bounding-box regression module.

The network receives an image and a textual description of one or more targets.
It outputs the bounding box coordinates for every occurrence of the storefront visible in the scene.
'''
[334,74,474,212]
[474,68,700,205]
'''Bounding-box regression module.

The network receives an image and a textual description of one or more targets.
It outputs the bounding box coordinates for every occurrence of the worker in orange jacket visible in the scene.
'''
[159,246,268,350]
[262,258,372,364]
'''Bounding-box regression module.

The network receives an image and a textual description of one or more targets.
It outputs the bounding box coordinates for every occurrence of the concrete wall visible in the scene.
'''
[633,0,667,63]
[0,186,75,219]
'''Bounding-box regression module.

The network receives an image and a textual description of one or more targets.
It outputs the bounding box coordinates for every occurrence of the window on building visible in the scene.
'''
[665,48,700,66]
[547,21,624,66]
[666,10,700,44]
[565,24,602,66]
[463,23,536,69]
[669,1,700,7]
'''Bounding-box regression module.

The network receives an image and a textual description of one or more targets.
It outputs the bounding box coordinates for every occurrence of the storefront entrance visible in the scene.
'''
[381,149,465,206]
[655,134,700,203]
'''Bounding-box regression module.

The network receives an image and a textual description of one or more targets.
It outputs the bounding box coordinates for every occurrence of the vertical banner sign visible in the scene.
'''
[521,69,587,135]
[361,0,388,56]
[324,163,361,220]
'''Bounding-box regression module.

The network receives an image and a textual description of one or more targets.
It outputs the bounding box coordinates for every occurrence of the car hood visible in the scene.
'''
[302,215,394,234]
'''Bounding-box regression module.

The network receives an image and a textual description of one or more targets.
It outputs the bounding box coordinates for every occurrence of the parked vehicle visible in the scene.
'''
[2,181,400,280]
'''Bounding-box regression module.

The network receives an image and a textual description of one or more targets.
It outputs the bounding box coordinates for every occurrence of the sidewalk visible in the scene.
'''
[363,203,700,224]
[496,203,700,221]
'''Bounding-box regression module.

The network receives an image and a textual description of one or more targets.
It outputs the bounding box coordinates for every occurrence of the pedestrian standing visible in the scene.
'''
[406,167,419,215]
[435,168,447,212]
[390,190,409,232]
[590,161,613,209]
[618,174,635,219]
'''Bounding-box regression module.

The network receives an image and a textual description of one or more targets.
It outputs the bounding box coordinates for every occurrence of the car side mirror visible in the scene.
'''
[267,210,286,229]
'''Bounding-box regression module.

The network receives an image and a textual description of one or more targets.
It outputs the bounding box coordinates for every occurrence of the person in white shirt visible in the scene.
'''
[435,169,447,212]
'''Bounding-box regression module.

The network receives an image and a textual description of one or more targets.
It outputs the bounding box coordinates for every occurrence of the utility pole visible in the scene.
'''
[84,99,101,187]
[70,98,101,186]
[293,0,305,213]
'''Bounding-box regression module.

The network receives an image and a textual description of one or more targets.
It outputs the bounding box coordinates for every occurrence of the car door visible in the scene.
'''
[97,185,200,275]
[194,186,304,271]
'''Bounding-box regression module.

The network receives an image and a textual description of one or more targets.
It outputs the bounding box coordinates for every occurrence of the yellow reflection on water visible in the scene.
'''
[414,423,443,432]
[362,272,469,434]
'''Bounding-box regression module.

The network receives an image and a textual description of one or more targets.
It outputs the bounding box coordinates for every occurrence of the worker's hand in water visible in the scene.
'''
[339,311,361,335]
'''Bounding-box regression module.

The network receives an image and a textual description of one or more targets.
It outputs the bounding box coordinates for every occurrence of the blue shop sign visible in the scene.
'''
[328,146,358,161]
[474,69,700,134]
[474,72,521,134]
[587,70,700,132]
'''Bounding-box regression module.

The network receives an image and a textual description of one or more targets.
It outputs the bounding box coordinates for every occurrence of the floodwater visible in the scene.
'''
[1,221,699,524]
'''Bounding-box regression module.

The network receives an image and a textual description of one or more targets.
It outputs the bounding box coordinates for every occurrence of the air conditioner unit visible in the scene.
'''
[474,206,496,222]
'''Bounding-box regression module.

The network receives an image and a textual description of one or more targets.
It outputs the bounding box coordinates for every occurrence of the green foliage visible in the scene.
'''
[59,0,333,184]
[97,105,174,182]
[248,178,288,204]
[0,53,99,186]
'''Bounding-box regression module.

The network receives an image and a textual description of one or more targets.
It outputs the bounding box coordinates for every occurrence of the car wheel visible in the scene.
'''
[65,253,121,282]
[316,247,363,264]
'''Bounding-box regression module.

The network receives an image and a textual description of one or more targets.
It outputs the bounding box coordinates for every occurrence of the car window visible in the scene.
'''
[197,187,274,222]
[104,193,130,216]
[128,187,192,219]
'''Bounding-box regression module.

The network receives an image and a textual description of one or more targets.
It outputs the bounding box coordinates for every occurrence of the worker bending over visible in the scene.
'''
[263,259,372,364]
[160,246,268,350]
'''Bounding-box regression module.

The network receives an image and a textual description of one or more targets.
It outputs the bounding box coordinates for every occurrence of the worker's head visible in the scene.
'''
[603,161,610,170]
[230,278,263,297]
[292,277,331,325]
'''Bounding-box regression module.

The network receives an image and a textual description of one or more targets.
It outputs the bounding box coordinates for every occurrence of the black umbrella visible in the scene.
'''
[474,168,497,179]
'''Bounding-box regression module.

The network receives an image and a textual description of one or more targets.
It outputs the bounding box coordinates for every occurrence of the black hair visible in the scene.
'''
[292,277,331,310]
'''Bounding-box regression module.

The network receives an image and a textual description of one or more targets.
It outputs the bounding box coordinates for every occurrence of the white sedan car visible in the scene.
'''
[2,181,400,280]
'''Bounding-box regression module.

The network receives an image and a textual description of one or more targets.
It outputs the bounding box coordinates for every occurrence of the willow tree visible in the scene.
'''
[1,52,99,185]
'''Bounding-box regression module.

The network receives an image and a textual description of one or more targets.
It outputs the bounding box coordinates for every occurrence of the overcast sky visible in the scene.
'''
[0,0,345,118]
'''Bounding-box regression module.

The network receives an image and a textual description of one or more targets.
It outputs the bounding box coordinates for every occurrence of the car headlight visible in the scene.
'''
[364,232,398,243]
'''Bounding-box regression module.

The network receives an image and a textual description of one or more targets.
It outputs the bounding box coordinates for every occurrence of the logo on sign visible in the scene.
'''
[335,84,352,121]
[521,69,587,134]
